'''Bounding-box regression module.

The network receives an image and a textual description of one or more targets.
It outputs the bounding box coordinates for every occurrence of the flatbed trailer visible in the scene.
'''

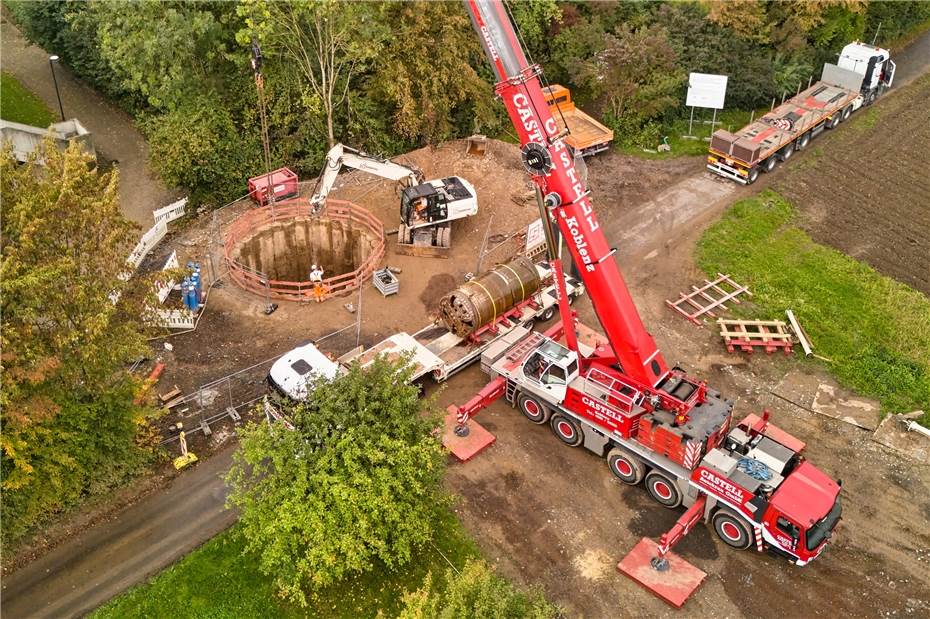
[543,84,614,156]
[267,263,584,399]
[708,41,895,184]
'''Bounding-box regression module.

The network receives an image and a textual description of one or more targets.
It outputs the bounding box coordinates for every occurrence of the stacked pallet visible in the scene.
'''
[717,319,794,354]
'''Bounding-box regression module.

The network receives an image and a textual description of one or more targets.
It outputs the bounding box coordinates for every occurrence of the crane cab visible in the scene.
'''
[520,339,579,401]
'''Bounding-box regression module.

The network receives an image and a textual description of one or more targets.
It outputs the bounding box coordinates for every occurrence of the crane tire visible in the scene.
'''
[645,471,682,508]
[550,413,583,447]
[713,509,753,550]
[607,448,646,485]
[517,392,550,425]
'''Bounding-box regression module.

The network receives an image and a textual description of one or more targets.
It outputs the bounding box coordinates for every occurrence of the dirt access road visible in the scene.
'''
[4,29,929,619]
[0,12,176,226]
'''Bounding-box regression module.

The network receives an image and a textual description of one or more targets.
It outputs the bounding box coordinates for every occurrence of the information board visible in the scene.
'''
[686,73,728,109]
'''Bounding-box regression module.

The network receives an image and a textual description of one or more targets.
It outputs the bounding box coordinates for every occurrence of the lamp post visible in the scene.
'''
[49,55,65,122]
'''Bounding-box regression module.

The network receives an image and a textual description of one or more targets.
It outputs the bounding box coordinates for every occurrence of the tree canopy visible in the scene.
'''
[1,141,153,542]
[226,357,447,607]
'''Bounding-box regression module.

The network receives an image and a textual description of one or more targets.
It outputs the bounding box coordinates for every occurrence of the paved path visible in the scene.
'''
[1,23,928,619]
[0,13,175,226]
[1,446,237,619]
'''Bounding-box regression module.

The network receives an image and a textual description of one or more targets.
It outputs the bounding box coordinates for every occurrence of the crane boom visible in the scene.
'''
[463,0,667,387]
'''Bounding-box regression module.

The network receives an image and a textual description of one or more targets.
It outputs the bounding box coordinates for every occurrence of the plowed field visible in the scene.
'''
[777,73,930,295]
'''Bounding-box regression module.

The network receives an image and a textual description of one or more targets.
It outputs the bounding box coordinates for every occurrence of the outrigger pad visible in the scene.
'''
[617,538,707,608]
[442,406,496,462]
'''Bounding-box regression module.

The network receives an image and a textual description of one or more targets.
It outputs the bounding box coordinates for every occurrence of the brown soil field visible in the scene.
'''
[776,73,930,295]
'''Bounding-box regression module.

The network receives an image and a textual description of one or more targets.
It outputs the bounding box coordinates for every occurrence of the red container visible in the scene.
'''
[248,167,299,206]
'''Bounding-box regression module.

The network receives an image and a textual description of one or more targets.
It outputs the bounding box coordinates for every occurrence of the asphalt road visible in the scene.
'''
[1,22,928,619]
[1,446,237,619]
[0,12,175,226]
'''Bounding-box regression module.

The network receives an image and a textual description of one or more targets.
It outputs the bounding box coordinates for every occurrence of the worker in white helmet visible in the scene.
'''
[309,264,326,303]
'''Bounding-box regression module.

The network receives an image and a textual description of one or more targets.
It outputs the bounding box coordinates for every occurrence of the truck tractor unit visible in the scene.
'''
[708,41,895,184]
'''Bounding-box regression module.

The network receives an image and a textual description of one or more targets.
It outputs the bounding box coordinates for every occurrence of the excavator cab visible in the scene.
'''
[401,183,448,228]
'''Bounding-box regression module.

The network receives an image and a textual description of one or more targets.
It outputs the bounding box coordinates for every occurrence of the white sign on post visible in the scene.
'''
[685,73,728,139]
[686,73,728,109]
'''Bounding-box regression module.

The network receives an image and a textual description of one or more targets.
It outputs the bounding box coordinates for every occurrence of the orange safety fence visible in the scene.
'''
[224,198,385,302]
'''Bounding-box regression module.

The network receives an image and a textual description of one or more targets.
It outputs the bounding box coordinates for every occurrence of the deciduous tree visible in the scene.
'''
[226,357,446,607]
[1,141,152,542]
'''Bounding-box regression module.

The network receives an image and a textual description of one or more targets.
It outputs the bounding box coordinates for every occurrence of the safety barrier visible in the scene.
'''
[128,220,168,270]
[224,198,384,302]
[153,198,188,225]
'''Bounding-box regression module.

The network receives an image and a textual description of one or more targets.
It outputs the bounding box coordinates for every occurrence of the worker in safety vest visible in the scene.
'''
[309,264,326,303]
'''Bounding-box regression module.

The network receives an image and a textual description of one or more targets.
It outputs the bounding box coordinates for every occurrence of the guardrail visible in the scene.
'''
[223,198,384,302]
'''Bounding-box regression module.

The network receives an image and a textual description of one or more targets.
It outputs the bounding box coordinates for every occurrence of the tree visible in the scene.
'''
[368,1,495,143]
[398,559,557,619]
[89,0,233,111]
[1,141,153,542]
[226,357,446,607]
[240,0,385,149]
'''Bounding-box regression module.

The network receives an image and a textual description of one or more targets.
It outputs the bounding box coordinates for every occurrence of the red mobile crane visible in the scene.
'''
[457,0,842,606]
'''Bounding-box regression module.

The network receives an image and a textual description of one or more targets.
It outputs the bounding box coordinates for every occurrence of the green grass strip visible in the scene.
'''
[697,190,930,423]
[93,508,481,619]
[1,72,55,127]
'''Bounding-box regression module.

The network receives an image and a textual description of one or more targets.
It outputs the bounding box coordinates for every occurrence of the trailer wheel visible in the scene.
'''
[797,132,811,151]
[746,167,760,184]
[763,157,778,173]
[522,319,536,331]
[550,413,583,447]
[712,509,753,550]
[841,105,852,121]
[645,471,682,508]
[607,448,646,485]
[826,115,839,129]
[540,306,556,321]
[517,393,550,425]
[778,143,795,161]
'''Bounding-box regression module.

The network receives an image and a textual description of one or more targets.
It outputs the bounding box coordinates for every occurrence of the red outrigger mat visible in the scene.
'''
[441,407,496,462]
[617,538,707,608]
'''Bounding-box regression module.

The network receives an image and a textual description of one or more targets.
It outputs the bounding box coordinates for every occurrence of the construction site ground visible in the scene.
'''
[6,73,930,617]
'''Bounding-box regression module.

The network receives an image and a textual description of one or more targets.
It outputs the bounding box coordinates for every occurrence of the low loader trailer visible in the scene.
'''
[708,41,895,184]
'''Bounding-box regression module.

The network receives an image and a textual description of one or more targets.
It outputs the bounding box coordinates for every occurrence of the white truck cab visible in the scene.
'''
[838,41,895,93]
[267,343,340,400]
[521,339,579,402]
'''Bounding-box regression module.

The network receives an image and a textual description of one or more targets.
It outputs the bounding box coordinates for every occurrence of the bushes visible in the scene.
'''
[145,95,260,206]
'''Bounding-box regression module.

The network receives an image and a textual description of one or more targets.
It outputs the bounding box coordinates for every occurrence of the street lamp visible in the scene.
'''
[48,55,65,122]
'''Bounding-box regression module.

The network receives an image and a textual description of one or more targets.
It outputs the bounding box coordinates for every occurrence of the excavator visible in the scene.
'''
[309,142,478,253]
[453,0,843,607]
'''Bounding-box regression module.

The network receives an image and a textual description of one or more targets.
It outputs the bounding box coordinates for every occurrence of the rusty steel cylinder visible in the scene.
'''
[439,256,541,337]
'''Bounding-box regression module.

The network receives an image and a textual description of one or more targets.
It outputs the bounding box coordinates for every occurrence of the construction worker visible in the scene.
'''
[309,264,326,303]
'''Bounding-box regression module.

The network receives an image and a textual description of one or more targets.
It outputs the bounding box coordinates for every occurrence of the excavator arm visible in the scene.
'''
[310,143,424,207]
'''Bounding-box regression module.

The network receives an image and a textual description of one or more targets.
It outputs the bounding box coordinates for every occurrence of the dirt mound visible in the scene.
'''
[777,74,930,295]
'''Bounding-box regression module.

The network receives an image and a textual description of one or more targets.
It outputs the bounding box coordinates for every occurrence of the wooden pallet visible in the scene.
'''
[717,319,794,354]
[666,273,751,325]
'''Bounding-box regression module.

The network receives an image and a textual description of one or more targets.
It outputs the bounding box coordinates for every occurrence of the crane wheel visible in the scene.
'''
[644,471,682,508]
[607,448,645,485]
[712,509,753,550]
[517,393,550,425]
[550,413,583,447]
